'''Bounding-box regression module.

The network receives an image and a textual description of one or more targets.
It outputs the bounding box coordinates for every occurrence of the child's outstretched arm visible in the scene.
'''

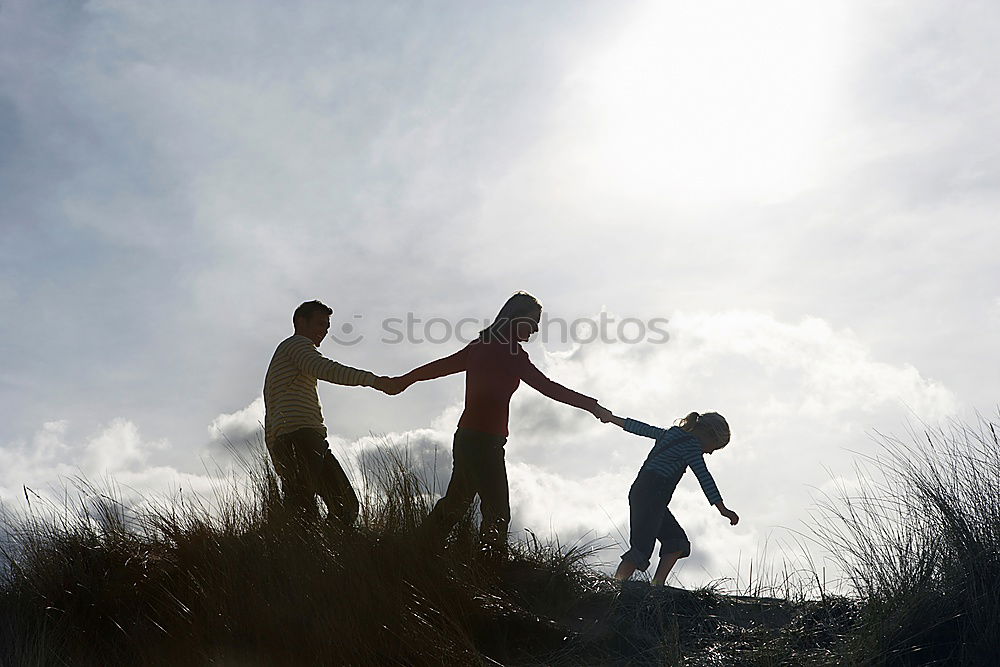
[620,417,668,440]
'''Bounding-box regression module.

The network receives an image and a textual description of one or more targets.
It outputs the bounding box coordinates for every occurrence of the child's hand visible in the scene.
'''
[715,502,739,526]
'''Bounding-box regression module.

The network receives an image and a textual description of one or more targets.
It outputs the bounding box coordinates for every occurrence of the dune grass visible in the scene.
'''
[0,413,997,665]
[0,443,608,666]
[812,413,1000,665]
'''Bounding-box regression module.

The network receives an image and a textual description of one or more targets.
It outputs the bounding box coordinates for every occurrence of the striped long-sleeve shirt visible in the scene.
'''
[624,419,723,506]
[263,335,377,449]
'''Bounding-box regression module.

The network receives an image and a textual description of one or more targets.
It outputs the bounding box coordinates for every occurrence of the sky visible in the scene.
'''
[2,0,998,589]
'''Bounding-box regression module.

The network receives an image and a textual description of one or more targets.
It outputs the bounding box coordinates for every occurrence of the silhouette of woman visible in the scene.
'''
[395,292,611,556]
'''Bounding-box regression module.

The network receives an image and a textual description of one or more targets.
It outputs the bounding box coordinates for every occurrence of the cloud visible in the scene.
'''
[207,397,265,455]
[349,429,455,502]
[0,418,217,514]
[82,418,166,475]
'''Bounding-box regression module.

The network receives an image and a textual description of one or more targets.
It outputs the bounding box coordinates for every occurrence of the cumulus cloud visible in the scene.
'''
[0,418,224,518]
[82,418,166,475]
[207,397,265,455]
[0,421,76,501]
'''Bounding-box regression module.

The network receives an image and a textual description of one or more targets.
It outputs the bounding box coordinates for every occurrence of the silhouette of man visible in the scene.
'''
[263,300,397,525]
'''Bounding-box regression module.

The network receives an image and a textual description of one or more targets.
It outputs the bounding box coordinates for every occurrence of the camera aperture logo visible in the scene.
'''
[327,312,669,346]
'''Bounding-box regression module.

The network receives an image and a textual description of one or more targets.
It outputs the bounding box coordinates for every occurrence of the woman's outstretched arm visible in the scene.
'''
[396,344,471,390]
[515,350,608,418]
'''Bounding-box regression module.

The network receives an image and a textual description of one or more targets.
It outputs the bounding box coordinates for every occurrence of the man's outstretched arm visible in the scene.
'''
[287,337,378,387]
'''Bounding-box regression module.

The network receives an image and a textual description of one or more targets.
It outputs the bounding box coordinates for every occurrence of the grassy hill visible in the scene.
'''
[1,415,997,665]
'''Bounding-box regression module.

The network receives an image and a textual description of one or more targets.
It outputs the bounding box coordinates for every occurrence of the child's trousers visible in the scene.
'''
[622,469,691,571]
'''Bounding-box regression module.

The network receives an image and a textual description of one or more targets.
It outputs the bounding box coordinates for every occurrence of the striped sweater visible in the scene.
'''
[263,335,377,449]
[624,419,723,506]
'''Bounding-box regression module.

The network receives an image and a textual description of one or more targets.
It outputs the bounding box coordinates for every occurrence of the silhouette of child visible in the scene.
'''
[602,411,739,585]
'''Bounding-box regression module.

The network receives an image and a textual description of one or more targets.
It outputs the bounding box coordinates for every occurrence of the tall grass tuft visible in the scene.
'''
[813,413,1000,665]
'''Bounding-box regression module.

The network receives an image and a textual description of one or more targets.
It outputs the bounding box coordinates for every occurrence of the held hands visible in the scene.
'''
[373,376,411,396]
[593,404,625,428]
[593,404,613,423]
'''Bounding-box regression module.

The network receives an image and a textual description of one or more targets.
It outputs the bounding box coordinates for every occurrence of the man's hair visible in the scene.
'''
[293,300,333,325]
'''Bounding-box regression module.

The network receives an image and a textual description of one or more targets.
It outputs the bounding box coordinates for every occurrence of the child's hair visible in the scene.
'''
[678,412,731,448]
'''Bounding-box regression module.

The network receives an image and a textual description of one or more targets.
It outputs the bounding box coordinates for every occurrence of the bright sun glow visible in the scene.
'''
[563,1,850,206]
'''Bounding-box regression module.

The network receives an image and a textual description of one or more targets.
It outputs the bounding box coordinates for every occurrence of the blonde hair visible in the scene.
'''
[678,411,731,448]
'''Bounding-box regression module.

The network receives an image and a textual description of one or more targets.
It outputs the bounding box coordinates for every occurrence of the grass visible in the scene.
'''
[0,442,605,665]
[811,413,1000,665]
[0,412,997,665]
